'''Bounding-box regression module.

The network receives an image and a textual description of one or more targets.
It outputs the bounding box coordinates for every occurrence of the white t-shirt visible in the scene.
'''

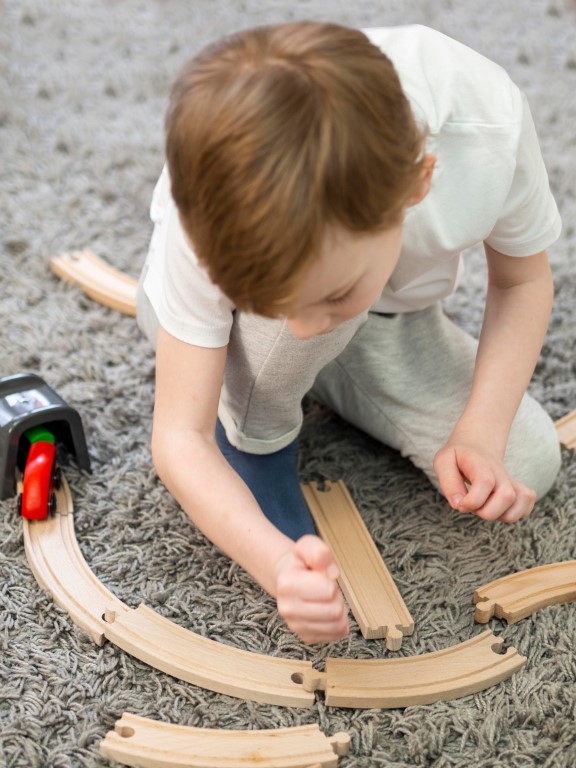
[143,24,562,346]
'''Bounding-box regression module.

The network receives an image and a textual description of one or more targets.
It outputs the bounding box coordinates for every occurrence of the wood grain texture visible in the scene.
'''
[302,481,413,649]
[300,630,526,708]
[22,475,129,645]
[103,604,315,707]
[51,249,138,316]
[556,410,576,449]
[22,473,314,706]
[100,713,350,768]
[474,561,576,624]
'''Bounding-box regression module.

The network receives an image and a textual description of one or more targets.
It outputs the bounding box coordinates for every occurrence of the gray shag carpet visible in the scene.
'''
[1,1,575,766]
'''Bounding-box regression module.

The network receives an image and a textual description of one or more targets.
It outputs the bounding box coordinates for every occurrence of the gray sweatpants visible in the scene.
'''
[137,277,561,500]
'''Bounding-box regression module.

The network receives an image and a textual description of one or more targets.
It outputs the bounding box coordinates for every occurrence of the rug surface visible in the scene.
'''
[1,1,575,766]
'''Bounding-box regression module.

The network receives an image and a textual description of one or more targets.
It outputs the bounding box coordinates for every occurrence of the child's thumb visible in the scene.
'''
[294,534,340,579]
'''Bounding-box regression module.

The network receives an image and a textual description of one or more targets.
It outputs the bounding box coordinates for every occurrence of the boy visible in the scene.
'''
[137,22,562,644]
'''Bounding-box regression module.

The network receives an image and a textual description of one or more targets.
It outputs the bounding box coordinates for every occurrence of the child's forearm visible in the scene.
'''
[152,429,294,596]
[152,429,349,643]
[451,247,553,454]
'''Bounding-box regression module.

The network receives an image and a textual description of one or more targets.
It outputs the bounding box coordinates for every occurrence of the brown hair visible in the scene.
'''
[166,22,427,316]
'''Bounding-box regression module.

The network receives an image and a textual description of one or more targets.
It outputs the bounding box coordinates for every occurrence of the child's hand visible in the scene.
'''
[274,535,349,644]
[434,442,537,523]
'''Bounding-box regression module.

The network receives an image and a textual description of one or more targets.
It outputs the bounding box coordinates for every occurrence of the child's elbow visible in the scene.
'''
[150,425,171,484]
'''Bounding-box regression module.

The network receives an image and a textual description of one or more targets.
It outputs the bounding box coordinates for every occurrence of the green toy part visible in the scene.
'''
[24,426,56,445]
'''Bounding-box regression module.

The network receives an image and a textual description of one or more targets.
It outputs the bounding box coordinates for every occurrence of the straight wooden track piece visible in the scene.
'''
[556,410,576,449]
[300,629,525,708]
[474,561,576,624]
[51,249,138,316]
[301,480,414,650]
[103,604,316,707]
[100,712,350,768]
[22,475,129,645]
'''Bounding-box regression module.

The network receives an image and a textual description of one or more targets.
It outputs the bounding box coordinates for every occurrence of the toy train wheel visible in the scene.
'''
[48,492,58,515]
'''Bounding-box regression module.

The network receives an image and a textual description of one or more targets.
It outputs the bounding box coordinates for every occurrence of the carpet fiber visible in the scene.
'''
[1,1,575,766]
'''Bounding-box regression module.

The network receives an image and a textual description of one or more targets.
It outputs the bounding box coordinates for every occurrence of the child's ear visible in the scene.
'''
[409,154,436,206]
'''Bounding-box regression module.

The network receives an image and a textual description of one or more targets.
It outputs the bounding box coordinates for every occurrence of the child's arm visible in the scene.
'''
[151,325,348,643]
[433,246,554,523]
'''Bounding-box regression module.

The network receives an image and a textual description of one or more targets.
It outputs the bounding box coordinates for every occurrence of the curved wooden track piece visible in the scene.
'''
[22,475,129,645]
[103,604,314,707]
[51,249,138,316]
[22,472,314,707]
[302,481,413,650]
[556,410,576,450]
[474,561,576,624]
[299,630,526,708]
[22,473,526,711]
[100,713,350,768]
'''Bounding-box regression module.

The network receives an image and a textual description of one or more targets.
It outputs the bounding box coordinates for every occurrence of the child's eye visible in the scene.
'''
[327,288,354,305]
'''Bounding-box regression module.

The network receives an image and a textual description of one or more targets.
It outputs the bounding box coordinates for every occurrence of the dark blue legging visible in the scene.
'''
[215,420,316,541]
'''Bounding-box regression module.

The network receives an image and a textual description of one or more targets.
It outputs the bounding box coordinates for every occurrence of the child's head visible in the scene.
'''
[166,21,427,317]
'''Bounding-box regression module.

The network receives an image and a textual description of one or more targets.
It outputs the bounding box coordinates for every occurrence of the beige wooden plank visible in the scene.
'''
[22,475,128,645]
[51,249,137,316]
[302,480,413,650]
[100,713,350,768]
[474,560,576,624]
[301,630,525,708]
[103,604,315,708]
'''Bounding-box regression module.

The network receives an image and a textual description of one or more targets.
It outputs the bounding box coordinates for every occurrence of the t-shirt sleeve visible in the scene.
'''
[143,168,235,348]
[485,93,562,256]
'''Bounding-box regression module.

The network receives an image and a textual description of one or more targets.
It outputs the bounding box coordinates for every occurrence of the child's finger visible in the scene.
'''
[433,447,469,509]
[291,615,349,644]
[294,534,340,579]
[457,472,496,512]
[497,493,536,523]
[277,566,340,603]
[477,481,536,522]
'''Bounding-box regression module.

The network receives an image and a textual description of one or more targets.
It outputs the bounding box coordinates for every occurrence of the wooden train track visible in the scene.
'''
[22,476,129,645]
[556,410,576,450]
[22,473,314,707]
[474,561,576,624]
[51,249,138,316]
[21,473,527,710]
[299,630,526,708]
[103,604,315,707]
[100,713,350,768]
[302,481,413,650]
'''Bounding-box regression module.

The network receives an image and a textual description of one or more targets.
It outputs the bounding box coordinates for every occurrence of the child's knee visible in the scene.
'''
[529,421,561,501]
